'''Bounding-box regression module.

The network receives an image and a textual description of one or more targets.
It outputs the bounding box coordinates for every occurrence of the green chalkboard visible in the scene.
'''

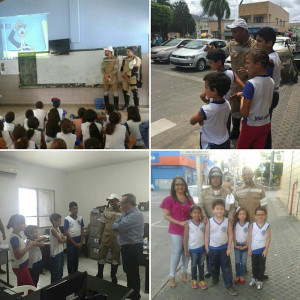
[18,46,142,88]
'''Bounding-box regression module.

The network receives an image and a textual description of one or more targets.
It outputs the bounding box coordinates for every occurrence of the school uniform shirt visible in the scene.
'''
[29,130,42,149]
[124,120,144,147]
[241,75,275,126]
[218,69,235,101]
[24,119,29,130]
[2,131,14,149]
[235,221,250,245]
[251,222,270,254]
[4,122,14,132]
[200,100,231,149]
[50,227,64,257]
[208,217,229,250]
[188,220,205,253]
[9,232,29,268]
[13,140,37,149]
[104,124,126,149]
[64,215,84,241]
[81,122,102,143]
[25,239,42,269]
[267,51,281,93]
[33,109,47,130]
[57,132,80,149]
[56,108,66,121]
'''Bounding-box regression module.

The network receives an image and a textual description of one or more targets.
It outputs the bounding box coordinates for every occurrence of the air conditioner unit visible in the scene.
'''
[0,162,18,176]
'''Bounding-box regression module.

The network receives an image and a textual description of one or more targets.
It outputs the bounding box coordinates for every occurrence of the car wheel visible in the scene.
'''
[196,59,206,71]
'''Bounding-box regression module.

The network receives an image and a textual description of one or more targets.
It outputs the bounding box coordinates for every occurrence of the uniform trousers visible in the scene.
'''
[251,254,266,282]
[12,265,35,287]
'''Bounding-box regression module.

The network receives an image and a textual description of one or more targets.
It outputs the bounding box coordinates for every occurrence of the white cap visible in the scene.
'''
[104,46,113,52]
[226,18,248,30]
[106,193,119,201]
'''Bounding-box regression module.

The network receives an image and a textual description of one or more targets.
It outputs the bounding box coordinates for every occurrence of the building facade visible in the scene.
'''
[239,1,289,35]
[209,19,235,40]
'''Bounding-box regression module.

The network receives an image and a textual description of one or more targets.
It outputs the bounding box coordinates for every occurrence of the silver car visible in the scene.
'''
[151,38,192,63]
[170,39,227,71]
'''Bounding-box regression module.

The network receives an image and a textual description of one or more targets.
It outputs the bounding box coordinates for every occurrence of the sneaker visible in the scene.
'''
[226,287,238,296]
[249,278,257,287]
[205,271,211,278]
[210,280,219,287]
[199,280,208,290]
[257,281,263,290]
[192,280,198,289]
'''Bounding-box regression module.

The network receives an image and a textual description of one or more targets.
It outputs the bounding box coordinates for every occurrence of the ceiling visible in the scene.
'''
[0,151,149,172]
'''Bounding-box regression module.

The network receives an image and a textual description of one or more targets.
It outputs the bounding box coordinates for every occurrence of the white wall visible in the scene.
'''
[0,158,149,242]
[0,158,66,239]
[65,159,149,224]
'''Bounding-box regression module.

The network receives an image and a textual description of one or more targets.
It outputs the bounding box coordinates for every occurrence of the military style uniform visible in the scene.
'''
[121,54,142,108]
[199,186,235,219]
[233,182,267,222]
[98,206,122,265]
[224,37,257,117]
[101,55,119,108]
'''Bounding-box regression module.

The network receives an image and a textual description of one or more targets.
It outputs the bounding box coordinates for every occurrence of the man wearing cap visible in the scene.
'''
[120,47,142,110]
[102,46,120,110]
[96,193,122,283]
[113,193,144,300]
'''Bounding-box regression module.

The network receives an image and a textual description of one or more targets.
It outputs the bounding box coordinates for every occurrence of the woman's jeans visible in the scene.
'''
[190,251,205,281]
[170,234,189,278]
[234,247,248,277]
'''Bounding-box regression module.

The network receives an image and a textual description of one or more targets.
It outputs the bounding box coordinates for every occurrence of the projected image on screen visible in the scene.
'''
[0,13,48,59]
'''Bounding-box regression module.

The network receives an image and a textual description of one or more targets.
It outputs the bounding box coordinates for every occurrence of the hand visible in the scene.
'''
[226,248,231,256]
[14,21,23,30]
[241,246,248,250]
[199,121,204,126]
[179,221,188,227]
[2,234,6,240]
[262,249,268,257]
[27,241,35,248]
[205,247,209,254]
[79,242,83,248]
[230,92,243,100]
[237,67,248,75]
[104,74,110,81]
[202,216,208,225]
[185,251,190,258]
[248,249,252,256]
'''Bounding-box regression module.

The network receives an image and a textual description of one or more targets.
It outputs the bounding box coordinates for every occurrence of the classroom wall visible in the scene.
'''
[0,158,66,239]
[65,159,149,224]
[0,0,149,105]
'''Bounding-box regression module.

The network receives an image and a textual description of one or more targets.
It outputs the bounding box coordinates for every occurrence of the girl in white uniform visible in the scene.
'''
[33,101,47,131]
[233,208,250,284]
[247,206,271,290]
[27,117,47,149]
[183,205,208,290]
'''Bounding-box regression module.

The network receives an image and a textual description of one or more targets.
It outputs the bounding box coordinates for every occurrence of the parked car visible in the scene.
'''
[151,38,192,63]
[170,39,227,71]
[275,37,296,52]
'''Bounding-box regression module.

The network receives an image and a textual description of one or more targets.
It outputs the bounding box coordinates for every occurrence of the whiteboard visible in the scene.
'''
[36,51,123,85]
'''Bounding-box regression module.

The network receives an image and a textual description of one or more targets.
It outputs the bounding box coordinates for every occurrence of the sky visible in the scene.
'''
[169,0,300,22]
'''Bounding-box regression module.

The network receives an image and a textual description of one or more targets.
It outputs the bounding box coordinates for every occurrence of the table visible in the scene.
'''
[0,248,13,288]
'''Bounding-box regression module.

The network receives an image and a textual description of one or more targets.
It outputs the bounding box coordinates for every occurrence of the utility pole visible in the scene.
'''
[269,151,275,187]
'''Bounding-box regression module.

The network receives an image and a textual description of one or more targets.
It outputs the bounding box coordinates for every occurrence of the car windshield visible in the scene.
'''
[275,40,286,47]
[188,186,198,197]
[184,40,206,49]
[161,39,181,46]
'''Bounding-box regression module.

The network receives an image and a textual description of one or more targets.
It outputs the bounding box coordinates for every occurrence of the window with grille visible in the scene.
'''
[18,187,55,227]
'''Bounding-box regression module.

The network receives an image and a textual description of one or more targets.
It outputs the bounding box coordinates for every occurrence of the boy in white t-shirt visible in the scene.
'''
[190,72,231,149]
[64,202,84,275]
[256,27,281,149]
[33,101,47,131]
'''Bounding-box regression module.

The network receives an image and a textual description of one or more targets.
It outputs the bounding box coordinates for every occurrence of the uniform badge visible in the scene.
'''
[244,228,248,233]
[222,226,226,232]
[261,230,266,236]
[200,227,204,232]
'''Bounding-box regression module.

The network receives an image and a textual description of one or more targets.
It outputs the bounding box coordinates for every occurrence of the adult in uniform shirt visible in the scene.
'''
[101,46,120,110]
[233,166,267,223]
[96,193,122,283]
[207,19,257,139]
[120,47,142,110]
[199,166,235,278]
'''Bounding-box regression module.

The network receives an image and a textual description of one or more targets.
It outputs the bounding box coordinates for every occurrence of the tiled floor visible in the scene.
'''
[0,255,149,299]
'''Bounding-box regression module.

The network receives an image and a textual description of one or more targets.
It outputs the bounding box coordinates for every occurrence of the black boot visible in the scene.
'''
[110,264,118,284]
[132,89,140,109]
[104,95,110,108]
[114,96,119,111]
[230,117,241,139]
[121,90,130,111]
[96,263,104,278]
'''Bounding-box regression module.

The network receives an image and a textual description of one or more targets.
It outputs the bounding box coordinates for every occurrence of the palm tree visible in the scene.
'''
[201,0,231,39]
[157,0,173,8]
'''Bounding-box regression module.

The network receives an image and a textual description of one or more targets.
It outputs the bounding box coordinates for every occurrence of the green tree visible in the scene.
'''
[254,162,283,186]
[169,1,196,37]
[157,0,173,8]
[200,0,231,39]
[151,2,173,36]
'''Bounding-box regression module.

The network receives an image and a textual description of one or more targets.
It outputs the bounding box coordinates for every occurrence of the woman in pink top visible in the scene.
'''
[160,176,195,288]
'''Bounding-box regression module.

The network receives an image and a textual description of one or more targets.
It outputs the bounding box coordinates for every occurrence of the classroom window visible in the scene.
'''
[18,187,55,227]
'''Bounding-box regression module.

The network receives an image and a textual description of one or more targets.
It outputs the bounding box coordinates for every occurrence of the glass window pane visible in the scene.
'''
[19,188,37,217]
[25,217,37,226]
[39,216,52,227]
[38,190,54,216]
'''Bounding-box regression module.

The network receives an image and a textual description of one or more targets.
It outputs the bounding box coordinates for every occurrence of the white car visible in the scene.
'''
[274,37,296,52]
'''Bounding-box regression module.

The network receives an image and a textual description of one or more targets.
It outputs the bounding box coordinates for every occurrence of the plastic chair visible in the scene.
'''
[10,285,37,296]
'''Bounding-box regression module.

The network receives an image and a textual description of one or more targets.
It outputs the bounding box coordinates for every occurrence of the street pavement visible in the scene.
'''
[151,61,300,149]
[151,189,300,299]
